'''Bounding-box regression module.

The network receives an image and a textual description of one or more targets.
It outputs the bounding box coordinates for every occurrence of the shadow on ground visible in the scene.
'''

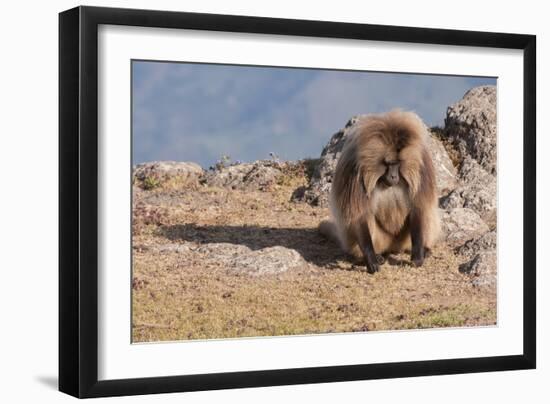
[159,223,352,268]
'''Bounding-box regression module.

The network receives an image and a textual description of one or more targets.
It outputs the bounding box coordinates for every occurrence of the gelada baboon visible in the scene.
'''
[319,110,440,273]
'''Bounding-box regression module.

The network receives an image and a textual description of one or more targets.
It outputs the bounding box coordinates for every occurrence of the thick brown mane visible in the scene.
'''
[320,109,440,273]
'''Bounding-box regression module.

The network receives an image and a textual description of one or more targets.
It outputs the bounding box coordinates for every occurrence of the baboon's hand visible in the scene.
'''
[365,258,379,274]
[411,248,425,267]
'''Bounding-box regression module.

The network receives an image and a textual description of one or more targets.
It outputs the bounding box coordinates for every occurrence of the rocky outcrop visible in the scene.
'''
[440,157,497,227]
[444,85,497,174]
[440,208,490,248]
[228,246,307,276]
[440,86,498,227]
[196,243,252,261]
[134,241,306,276]
[439,86,498,272]
[455,230,497,257]
[203,160,291,191]
[134,161,203,189]
[427,134,459,196]
[197,243,306,275]
[459,250,497,287]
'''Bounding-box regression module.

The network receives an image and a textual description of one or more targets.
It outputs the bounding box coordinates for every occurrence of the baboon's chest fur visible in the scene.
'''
[370,184,411,236]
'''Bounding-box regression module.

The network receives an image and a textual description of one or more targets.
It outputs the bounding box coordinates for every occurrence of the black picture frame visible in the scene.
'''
[59,5,536,399]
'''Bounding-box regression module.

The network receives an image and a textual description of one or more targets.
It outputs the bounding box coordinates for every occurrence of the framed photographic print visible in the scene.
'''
[59,5,536,398]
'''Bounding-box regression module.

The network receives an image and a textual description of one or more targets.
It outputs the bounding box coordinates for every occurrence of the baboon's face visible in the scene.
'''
[381,159,401,187]
[377,143,402,187]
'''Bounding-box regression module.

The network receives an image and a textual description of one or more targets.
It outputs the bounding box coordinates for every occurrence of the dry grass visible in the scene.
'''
[132,167,496,343]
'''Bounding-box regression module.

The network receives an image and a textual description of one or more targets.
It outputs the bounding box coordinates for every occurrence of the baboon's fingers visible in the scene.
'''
[365,258,380,274]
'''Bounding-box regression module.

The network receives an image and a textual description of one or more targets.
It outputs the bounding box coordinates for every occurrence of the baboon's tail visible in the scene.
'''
[319,219,362,259]
[318,219,340,244]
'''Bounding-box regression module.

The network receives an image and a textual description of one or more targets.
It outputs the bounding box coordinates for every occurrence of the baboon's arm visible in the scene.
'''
[355,218,379,274]
[409,209,425,267]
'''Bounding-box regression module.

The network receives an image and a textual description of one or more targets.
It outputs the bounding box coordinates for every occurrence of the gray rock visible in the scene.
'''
[134,161,203,180]
[228,246,307,276]
[157,244,192,254]
[457,155,492,184]
[196,243,252,260]
[441,208,490,248]
[427,133,459,196]
[440,157,496,225]
[133,243,193,254]
[203,160,282,191]
[196,243,306,275]
[444,86,497,174]
[134,161,203,189]
[455,230,497,257]
[297,115,458,206]
[459,251,497,287]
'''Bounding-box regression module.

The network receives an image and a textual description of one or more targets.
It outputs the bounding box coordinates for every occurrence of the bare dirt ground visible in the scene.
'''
[132,168,496,343]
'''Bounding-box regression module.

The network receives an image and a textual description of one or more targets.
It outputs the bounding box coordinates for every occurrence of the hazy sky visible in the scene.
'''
[132,61,496,168]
